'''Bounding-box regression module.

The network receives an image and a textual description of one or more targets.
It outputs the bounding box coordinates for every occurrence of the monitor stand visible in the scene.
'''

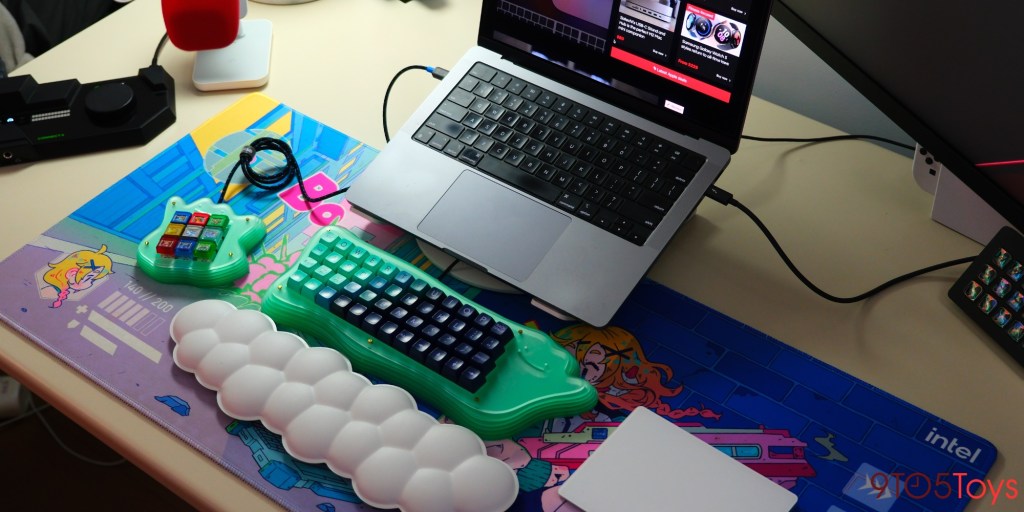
[912,144,1010,244]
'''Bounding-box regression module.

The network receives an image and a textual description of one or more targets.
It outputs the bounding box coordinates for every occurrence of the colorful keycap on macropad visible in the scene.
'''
[260,226,597,440]
[137,196,266,287]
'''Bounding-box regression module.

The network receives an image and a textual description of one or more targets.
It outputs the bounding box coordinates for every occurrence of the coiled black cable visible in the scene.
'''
[217,137,346,204]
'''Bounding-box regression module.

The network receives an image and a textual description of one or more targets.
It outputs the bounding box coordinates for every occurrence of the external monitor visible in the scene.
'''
[771,2,1024,234]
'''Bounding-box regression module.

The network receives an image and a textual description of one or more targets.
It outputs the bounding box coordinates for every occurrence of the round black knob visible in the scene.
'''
[84,82,136,124]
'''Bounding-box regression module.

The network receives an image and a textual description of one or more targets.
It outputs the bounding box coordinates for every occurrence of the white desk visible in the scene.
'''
[1,1,1020,510]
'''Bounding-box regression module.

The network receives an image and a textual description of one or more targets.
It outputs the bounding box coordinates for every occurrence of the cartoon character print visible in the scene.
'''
[551,324,720,426]
[489,324,722,511]
[41,245,114,308]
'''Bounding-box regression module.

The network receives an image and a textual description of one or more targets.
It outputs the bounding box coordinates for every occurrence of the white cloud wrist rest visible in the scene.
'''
[169,300,519,512]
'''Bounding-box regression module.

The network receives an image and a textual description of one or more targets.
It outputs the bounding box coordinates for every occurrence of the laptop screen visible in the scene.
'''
[478,0,773,152]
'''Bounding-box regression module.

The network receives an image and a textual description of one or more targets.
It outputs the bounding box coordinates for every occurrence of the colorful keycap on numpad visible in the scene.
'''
[156,210,229,262]
[260,226,598,440]
[137,196,266,287]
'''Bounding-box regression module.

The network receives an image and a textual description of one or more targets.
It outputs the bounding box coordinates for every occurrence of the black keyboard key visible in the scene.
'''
[437,101,468,123]
[505,150,526,166]
[628,225,652,245]
[568,105,588,121]
[448,319,468,336]
[362,312,385,335]
[425,114,464,138]
[443,141,466,159]
[469,98,489,114]
[490,143,510,159]
[459,148,485,166]
[488,89,510,105]
[426,347,450,372]
[428,134,450,151]
[479,336,504,355]
[458,130,480,146]
[468,64,497,82]
[683,153,706,171]
[392,330,416,353]
[489,322,515,343]
[470,352,495,371]
[409,339,433,362]
[638,189,673,215]
[577,201,599,220]
[447,89,475,108]
[437,333,458,348]
[442,357,467,381]
[492,72,512,89]
[506,78,527,95]
[347,302,368,324]
[458,76,481,92]
[478,155,562,203]
[556,192,583,212]
[414,127,436,145]
[454,342,475,357]
[518,101,540,118]
[473,82,495,99]
[330,294,354,317]
[537,92,557,108]
[614,200,663,231]
[459,366,485,392]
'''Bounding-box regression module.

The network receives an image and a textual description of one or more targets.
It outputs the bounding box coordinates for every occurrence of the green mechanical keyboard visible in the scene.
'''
[260,226,597,439]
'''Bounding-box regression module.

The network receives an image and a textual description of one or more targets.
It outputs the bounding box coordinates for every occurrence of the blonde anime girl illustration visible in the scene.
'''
[551,323,720,422]
[41,245,114,308]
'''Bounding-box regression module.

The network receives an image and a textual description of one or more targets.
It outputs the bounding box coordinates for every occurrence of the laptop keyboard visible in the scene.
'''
[412,62,707,246]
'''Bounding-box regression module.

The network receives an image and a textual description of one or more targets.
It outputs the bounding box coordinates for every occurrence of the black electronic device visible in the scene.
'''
[0,65,175,166]
[949,227,1024,369]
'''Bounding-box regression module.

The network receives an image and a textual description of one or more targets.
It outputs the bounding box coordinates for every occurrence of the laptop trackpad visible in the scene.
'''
[419,171,570,282]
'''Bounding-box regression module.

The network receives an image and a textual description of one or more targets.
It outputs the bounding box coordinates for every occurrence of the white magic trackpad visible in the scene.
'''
[419,172,570,282]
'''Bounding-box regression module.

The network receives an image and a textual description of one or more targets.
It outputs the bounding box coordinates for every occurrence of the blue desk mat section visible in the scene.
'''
[458,278,997,512]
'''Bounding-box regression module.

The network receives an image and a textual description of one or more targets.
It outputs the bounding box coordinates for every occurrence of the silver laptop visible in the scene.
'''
[348,0,773,326]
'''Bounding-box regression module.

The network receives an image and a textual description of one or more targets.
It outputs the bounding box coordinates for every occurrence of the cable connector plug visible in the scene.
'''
[239,146,256,163]
[705,185,733,206]
[426,66,449,80]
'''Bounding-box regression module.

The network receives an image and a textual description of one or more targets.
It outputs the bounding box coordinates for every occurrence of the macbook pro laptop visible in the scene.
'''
[348,0,773,326]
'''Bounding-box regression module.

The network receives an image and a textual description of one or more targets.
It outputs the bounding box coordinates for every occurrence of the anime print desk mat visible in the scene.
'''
[0,94,998,512]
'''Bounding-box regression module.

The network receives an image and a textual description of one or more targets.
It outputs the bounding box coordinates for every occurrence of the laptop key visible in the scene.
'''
[491,72,512,89]
[468,64,497,82]
[444,141,467,159]
[489,143,510,159]
[459,148,485,166]
[437,101,468,123]
[448,89,475,108]
[618,201,662,230]
[556,192,583,212]
[506,78,527,95]
[478,155,561,203]
[428,134,450,151]
[425,113,464,138]
[458,76,481,92]
[414,127,436,144]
